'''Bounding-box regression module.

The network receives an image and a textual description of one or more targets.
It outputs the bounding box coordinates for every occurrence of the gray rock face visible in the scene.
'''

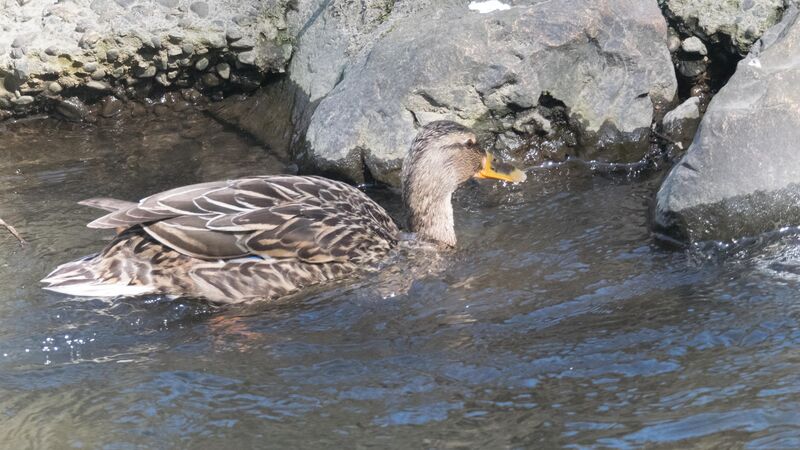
[295,0,677,185]
[0,0,292,115]
[655,6,800,243]
[661,0,785,55]
[661,96,701,149]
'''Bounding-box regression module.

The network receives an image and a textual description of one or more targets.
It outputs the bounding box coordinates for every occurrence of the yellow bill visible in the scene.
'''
[475,153,527,183]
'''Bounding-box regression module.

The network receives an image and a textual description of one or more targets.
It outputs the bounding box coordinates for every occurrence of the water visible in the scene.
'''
[1,111,800,448]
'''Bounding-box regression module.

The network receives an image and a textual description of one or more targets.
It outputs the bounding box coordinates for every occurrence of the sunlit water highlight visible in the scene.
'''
[1,111,799,448]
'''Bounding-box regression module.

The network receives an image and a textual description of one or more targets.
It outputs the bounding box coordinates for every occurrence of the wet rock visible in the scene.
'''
[201,72,220,88]
[676,58,708,79]
[661,96,701,149]
[661,0,785,55]
[99,95,124,118]
[55,97,90,122]
[655,7,800,243]
[297,0,677,185]
[194,57,209,71]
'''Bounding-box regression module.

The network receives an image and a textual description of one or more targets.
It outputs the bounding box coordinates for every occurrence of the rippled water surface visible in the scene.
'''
[1,112,800,448]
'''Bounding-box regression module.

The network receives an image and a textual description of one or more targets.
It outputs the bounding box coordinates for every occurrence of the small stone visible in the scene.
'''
[168,31,184,43]
[111,67,125,78]
[11,35,32,48]
[181,43,194,55]
[47,82,62,94]
[151,36,162,49]
[195,46,209,56]
[178,58,192,67]
[80,31,101,49]
[178,17,192,27]
[157,0,178,7]
[194,57,209,71]
[86,81,111,91]
[216,62,230,79]
[138,65,156,78]
[83,62,97,73]
[155,72,170,86]
[668,34,681,53]
[57,77,78,89]
[237,51,255,65]
[91,69,106,80]
[11,95,34,105]
[190,1,209,17]
[226,29,242,42]
[166,45,183,57]
[9,48,24,59]
[45,46,59,56]
[106,49,120,62]
[99,95,124,118]
[229,38,254,50]
[206,34,226,49]
[682,36,708,56]
[201,72,220,87]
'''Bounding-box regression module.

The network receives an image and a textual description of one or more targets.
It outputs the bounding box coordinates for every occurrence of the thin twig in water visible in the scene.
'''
[0,217,25,245]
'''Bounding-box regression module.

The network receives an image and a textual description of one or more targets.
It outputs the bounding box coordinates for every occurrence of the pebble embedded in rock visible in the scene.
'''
[86,81,111,91]
[44,46,59,56]
[11,96,34,105]
[190,2,209,18]
[79,32,101,49]
[47,82,63,94]
[83,62,97,73]
[10,48,24,59]
[226,29,243,42]
[155,73,170,86]
[106,49,120,62]
[138,65,157,78]
[681,36,708,55]
[167,45,183,57]
[216,62,230,79]
[229,38,254,50]
[195,57,209,71]
[237,51,255,65]
[181,43,194,55]
[91,69,106,80]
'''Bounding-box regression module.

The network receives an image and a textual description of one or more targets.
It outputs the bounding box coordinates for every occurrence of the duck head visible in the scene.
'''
[401,120,526,247]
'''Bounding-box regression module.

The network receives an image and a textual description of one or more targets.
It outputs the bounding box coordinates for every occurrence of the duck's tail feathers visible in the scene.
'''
[41,255,155,298]
[78,198,137,212]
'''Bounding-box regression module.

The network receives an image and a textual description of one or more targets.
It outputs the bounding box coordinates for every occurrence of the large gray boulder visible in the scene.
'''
[660,0,786,55]
[0,0,292,116]
[655,6,800,243]
[294,0,677,185]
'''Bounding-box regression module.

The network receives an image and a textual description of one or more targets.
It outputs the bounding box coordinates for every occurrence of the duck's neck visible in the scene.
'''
[404,191,457,247]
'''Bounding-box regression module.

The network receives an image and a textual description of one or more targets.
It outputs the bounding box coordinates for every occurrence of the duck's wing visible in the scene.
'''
[82,176,399,263]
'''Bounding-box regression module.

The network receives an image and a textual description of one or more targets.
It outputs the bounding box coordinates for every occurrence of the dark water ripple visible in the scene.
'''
[0,114,799,448]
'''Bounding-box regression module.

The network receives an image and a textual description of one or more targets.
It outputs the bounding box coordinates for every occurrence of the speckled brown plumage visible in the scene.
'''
[42,121,524,303]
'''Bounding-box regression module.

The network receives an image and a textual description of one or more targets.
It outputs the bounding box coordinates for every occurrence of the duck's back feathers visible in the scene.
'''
[83,175,399,263]
[44,175,400,302]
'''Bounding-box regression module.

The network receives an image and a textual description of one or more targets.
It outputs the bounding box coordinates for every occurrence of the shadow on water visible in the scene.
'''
[1,111,800,448]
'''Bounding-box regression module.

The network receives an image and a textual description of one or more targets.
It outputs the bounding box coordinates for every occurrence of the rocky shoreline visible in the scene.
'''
[2,0,798,245]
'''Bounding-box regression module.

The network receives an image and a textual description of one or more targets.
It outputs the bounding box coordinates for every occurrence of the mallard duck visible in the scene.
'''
[42,121,526,303]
